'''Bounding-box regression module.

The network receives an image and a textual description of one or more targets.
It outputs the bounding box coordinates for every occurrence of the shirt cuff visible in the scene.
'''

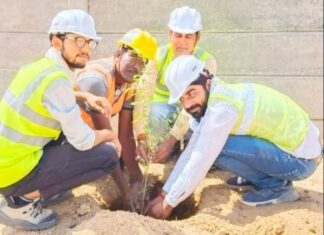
[164,193,179,208]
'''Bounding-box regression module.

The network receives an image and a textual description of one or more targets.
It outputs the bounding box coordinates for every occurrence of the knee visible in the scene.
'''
[95,144,120,170]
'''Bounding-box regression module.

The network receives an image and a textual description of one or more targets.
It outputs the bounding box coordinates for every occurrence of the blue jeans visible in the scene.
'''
[148,102,180,144]
[214,135,321,189]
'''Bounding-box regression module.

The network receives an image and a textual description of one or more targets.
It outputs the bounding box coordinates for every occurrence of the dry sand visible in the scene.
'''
[0,157,322,235]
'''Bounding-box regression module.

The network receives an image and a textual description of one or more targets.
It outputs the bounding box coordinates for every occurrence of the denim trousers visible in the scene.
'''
[214,135,321,189]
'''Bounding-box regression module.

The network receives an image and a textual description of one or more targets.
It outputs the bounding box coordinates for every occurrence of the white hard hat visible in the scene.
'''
[168,6,202,34]
[48,9,101,40]
[165,55,205,104]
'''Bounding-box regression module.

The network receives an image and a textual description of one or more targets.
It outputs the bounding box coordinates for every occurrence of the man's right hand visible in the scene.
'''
[144,193,164,215]
[153,134,177,163]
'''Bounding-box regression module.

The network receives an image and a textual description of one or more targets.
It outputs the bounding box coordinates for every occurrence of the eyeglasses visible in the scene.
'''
[123,48,148,67]
[62,35,99,50]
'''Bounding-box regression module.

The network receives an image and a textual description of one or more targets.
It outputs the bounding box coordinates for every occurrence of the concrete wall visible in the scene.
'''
[0,0,323,139]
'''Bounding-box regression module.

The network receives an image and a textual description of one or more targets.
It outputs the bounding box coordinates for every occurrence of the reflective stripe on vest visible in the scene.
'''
[153,44,211,103]
[0,57,67,187]
[2,88,59,130]
[0,124,52,147]
[237,84,255,134]
[209,80,309,151]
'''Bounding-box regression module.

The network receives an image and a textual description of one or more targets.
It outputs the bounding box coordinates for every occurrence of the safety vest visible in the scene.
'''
[153,44,212,103]
[0,57,68,187]
[76,58,134,128]
[209,80,309,151]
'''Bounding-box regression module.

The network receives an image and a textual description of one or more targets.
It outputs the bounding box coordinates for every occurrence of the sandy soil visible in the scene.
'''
[0,156,322,235]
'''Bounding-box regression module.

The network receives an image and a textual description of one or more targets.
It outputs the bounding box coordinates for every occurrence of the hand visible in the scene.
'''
[110,167,139,213]
[129,181,142,212]
[86,93,111,117]
[145,195,173,219]
[121,180,146,213]
[144,194,164,215]
[136,140,150,163]
[153,135,177,163]
[121,193,138,213]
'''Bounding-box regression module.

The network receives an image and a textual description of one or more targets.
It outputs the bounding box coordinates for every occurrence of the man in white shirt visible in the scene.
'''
[145,55,322,219]
[0,9,136,230]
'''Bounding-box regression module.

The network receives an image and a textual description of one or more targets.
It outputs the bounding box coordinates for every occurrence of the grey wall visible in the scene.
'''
[0,0,323,139]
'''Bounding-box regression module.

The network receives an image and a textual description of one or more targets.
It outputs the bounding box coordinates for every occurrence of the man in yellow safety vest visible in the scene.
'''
[134,6,216,163]
[0,9,137,230]
[146,55,322,219]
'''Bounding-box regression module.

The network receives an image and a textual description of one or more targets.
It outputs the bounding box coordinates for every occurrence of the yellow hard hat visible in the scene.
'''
[118,28,158,61]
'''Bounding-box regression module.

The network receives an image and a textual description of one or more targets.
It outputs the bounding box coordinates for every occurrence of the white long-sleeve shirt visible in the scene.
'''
[163,79,322,208]
[42,47,95,150]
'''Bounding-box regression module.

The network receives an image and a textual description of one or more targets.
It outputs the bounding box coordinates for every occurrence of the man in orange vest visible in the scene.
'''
[76,28,158,186]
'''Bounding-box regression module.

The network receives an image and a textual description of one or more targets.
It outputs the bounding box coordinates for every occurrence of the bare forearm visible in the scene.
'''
[110,166,131,196]
[119,109,142,183]
[91,112,112,130]
[93,129,115,146]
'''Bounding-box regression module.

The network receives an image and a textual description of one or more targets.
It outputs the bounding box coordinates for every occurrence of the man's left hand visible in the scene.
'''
[145,196,173,219]
[153,134,177,163]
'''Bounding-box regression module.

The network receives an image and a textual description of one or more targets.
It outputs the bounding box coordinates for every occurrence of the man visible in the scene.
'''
[0,9,136,230]
[134,6,216,163]
[76,28,157,185]
[145,55,322,219]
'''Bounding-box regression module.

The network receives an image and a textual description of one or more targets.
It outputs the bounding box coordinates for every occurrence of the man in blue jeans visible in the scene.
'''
[134,6,216,163]
[145,55,322,219]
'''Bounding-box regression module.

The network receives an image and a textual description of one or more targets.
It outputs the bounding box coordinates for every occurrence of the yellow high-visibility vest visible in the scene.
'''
[209,80,309,151]
[0,57,69,187]
[153,44,212,103]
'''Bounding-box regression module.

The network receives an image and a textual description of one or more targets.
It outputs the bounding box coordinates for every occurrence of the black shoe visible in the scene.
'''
[40,190,71,207]
[226,176,254,191]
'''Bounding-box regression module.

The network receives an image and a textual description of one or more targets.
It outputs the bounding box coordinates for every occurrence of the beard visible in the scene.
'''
[61,48,88,69]
[185,88,209,122]
[186,103,207,121]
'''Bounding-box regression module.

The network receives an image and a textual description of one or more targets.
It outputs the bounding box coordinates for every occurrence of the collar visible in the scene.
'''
[45,47,76,82]
[210,76,223,93]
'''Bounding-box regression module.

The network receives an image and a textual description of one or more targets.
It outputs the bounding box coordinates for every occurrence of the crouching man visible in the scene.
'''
[145,55,322,219]
[0,9,137,230]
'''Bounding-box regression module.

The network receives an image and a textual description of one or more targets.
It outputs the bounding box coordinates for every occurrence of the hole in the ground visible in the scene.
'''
[108,179,197,220]
[169,194,197,220]
[108,197,123,211]
[108,180,164,212]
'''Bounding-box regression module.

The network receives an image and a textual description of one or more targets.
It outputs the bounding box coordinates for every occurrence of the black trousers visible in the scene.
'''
[0,137,119,199]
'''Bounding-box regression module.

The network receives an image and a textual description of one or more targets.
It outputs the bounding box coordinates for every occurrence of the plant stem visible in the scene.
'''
[140,160,150,214]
